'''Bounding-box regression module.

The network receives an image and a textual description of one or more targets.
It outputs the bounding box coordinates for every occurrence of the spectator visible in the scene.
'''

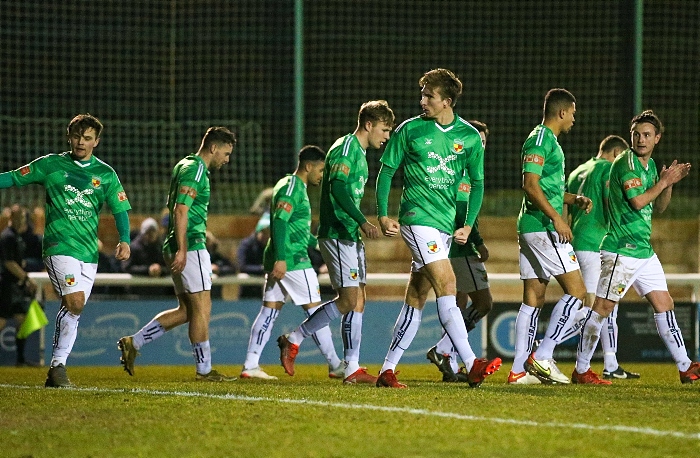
[122,218,168,277]
[0,204,40,366]
[236,213,270,297]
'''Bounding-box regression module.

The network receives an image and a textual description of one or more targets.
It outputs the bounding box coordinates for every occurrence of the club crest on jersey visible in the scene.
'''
[349,269,358,281]
[20,165,31,176]
[615,283,626,295]
[453,139,464,154]
[118,191,128,202]
[624,178,642,191]
[458,182,471,193]
[569,251,577,263]
[91,176,101,188]
[524,154,544,166]
[427,241,440,253]
[65,274,76,287]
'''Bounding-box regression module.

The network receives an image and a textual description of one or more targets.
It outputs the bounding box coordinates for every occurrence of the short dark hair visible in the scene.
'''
[67,113,103,138]
[358,100,395,128]
[630,110,664,135]
[419,68,463,107]
[599,135,629,154]
[201,126,237,150]
[468,119,489,138]
[298,144,326,166]
[543,88,576,119]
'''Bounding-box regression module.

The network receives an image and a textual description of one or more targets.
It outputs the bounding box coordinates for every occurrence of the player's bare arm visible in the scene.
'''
[564,192,593,214]
[522,172,572,243]
[377,216,399,237]
[630,160,691,211]
[170,203,190,273]
[453,225,472,245]
[115,241,131,261]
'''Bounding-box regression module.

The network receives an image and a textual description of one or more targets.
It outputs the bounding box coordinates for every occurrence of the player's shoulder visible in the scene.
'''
[328,134,360,158]
[523,125,554,150]
[274,174,299,196]
[611,149,636,172]
[393,115,424,134]
[91,155,119,175]
[177,155,207,178]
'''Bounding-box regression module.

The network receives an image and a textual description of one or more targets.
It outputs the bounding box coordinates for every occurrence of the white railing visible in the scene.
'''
[28,272,700,301]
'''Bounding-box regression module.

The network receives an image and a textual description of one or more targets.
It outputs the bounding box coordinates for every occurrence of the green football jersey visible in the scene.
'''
[263,174,313,272]
[318,134,368,241]
[380,115,484,234]
[517,125,566,234]
[10,152,131,263]
[448,176,483,258]
[566,157,612,252]
[600,149,657,259]
[163,154,210,254]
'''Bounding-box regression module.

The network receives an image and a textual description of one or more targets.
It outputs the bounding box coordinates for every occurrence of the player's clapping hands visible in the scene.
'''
[660,160,691,187]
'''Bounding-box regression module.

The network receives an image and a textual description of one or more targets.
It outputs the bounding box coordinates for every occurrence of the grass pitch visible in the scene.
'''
[1,362,698,458]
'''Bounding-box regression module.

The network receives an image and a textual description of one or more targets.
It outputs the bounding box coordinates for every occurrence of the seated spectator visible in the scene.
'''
[207,231,237,277]
[121,217,171,297]
[236,213,270,298]
[122,218,168,277]
[0,204,39,366]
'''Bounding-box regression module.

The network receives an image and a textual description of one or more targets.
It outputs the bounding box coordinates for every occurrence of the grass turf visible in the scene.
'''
[1,362,698,457]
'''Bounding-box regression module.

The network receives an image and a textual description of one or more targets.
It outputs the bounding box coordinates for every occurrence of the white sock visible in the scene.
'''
[132,319,166,350]
[437,295,475,370]
[193,340,212,375]
[575,309,605,374]
[449,352,459,373]
[306,305,342,370]
[381,303,422,373]
[435,331,452,355]
[341,311,364,376]
[535,294,581,360]
[558,305,590,343]
[289,300,340,344]
[50,307,80,367]
[512,303,539,373]
[602,304,619,372]
[243,306,279,370]
[654,310,691,372]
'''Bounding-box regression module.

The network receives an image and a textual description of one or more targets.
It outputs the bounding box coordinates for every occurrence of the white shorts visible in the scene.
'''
[576,250,602,294]
[401,225,451,272]
[263,268,321,305]
[164,249,212,294]
[450,255,489,293]
[596,251,667,302]
[43,255,98,302]
[519,231,580,280]
[318,238,366,289]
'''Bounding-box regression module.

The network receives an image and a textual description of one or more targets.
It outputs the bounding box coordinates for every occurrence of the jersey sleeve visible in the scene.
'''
[272,183,296,223]
[464,135,485,182]
[9,155,50,187]
[326,152,354,184]
[617,161,646,200]
[105,173,132,214]
[522,142,547,176]
[379,123,407,169]
[173,162,203,207]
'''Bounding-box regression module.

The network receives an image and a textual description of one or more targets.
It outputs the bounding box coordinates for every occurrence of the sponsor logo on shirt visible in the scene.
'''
[623,178,642,191]
[523,154,544,166]
[64,184,94,207]
[331,163,350,176]
[65,274,76,287]
[91,177,101,188]
[458,182,471,193]
[277,201,293,213]
[426,152,457,175]
[179,185,197,198]
[20,165,31,176]
[349,269,358,281]
[427,241,440,253]
[118,191,128,202]
[453,139,464,154]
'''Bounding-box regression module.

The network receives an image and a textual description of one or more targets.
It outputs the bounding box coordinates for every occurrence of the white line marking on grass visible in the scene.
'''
[3,383,699,440]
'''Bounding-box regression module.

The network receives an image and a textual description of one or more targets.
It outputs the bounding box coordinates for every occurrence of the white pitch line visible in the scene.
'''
[2,383,699,440]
